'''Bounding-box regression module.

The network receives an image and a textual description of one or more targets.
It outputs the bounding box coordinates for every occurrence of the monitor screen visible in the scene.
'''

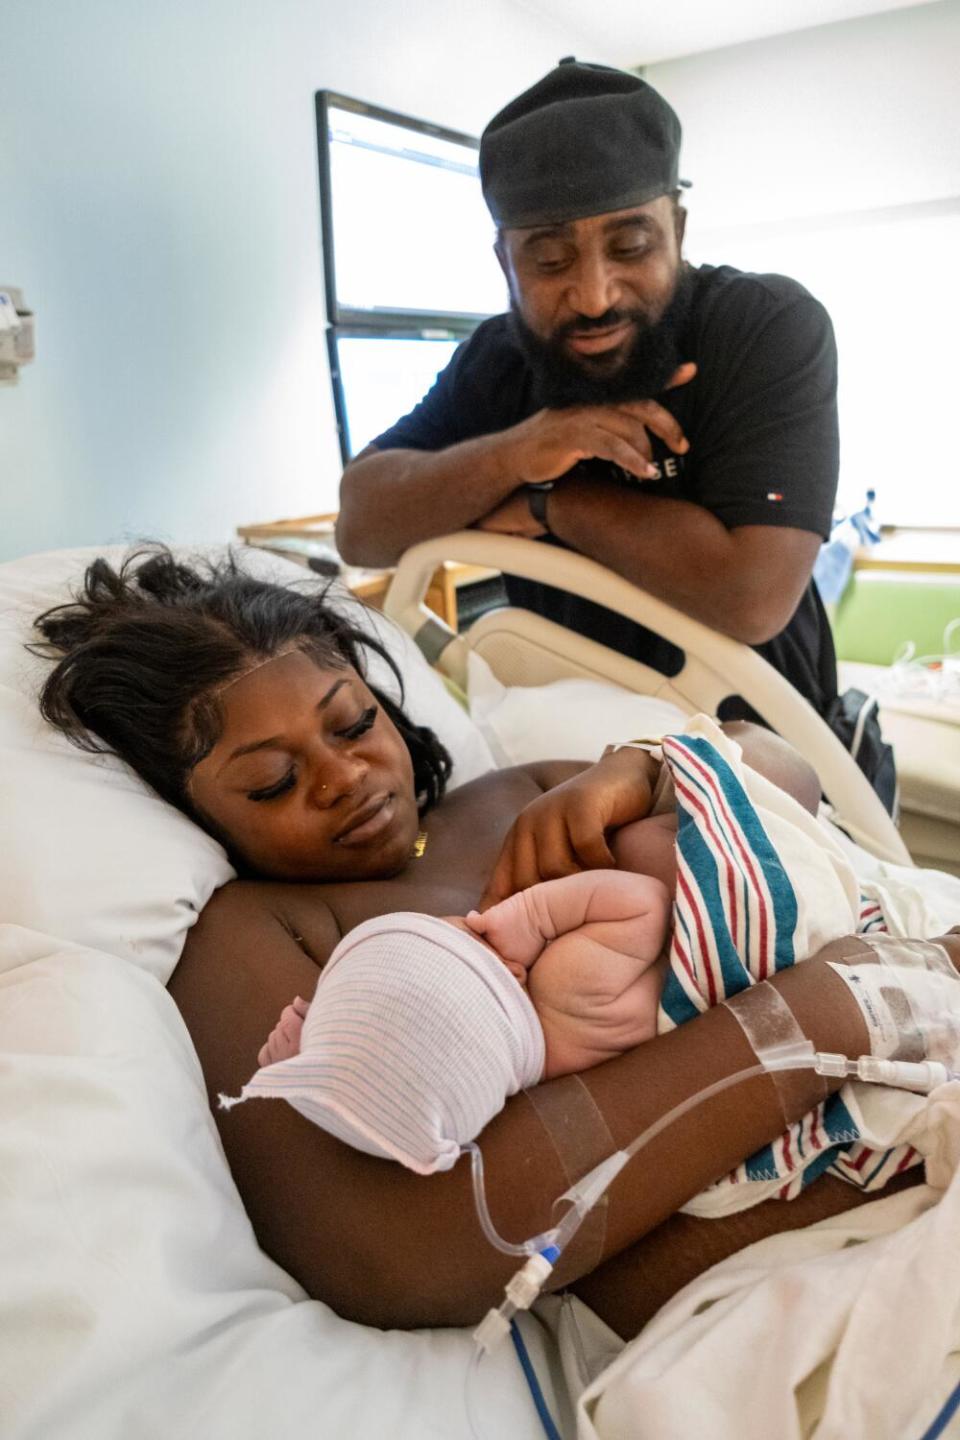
[329,330,463,462]
[317,93,505,324]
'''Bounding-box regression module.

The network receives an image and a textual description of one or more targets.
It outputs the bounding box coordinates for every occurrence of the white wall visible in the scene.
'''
[0,0,598,561]
[646,0,960,230]
[645,0,960,526]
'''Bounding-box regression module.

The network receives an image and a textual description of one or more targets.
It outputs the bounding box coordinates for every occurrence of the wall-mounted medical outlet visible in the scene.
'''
[0,288,35,385]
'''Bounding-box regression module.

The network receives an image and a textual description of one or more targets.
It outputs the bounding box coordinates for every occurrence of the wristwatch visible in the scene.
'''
[525,481,555,530]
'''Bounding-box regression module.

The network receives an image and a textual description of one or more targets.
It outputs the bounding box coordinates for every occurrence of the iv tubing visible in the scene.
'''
[469,1048,960,1432]
[468,1050,957,1264]
[467,1059,769,1263]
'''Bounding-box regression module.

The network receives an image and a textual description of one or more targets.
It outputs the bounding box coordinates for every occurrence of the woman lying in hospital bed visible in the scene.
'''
[228,718,847,1164]
[34,546,960,1343]
[228,711,953,1252]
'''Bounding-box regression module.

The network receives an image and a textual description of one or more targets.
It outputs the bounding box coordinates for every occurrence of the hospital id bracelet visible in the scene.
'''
[525,481,555,530]
[601,738,664,759]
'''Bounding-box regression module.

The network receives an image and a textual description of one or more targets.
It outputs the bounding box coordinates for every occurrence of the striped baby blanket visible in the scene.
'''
[658,719,919,1214]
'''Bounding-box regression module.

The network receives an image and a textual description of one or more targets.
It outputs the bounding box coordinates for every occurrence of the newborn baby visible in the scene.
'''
[262,863,672,1073]
[243,861,669,1175]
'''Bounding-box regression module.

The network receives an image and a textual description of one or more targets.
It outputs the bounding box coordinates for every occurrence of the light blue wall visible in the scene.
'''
[0,0,597,561]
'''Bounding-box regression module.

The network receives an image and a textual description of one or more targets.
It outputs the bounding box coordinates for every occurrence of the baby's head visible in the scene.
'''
[240,911,545,1174]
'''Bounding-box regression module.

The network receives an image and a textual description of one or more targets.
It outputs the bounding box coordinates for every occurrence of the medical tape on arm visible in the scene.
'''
[827,935,960,1064]
[722,980,828,1123]
[524,1075,618,1272]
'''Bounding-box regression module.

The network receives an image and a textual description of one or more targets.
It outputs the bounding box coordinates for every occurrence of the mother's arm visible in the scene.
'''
[486,721,820,906]
[169,881,876,1330]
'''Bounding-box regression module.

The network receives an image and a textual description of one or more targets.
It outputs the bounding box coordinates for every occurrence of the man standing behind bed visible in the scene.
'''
[336,58,841,725]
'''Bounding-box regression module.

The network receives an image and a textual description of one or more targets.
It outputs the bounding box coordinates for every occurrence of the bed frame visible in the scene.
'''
[384,531,912,867]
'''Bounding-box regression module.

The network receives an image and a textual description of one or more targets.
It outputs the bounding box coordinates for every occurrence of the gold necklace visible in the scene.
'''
[412,829,428,859]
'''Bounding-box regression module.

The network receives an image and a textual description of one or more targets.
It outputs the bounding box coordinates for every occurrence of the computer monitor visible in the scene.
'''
[316,91,505,327]
[327,328,464,464]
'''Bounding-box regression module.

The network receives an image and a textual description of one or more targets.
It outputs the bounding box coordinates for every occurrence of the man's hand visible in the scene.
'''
[474,487,549,537]
[479,747,661,909]
[504,362,696,486]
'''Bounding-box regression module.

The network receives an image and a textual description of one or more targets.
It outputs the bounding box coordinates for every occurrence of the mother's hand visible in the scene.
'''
[479,746,661,908]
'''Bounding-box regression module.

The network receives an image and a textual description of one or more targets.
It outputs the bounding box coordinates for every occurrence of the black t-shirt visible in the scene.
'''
[373,264,840,719]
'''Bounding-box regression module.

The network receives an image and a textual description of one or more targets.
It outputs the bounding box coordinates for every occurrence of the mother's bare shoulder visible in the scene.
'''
[168,879,341,1100]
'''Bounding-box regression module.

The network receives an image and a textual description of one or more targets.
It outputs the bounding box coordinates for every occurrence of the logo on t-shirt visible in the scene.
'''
[643,455,683,483]
[616,453,686,486]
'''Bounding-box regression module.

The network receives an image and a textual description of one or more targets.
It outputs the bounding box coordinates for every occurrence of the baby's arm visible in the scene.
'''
[257,995,310,1068]
[468,868,670,967]
[522,870,672,1075]
[522,869,672,993]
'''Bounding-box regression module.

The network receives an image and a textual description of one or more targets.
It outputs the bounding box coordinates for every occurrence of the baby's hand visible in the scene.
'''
[464,911,529,986]
[466,901,545,971]
[257,995,309,1067]
[466,904,519,959]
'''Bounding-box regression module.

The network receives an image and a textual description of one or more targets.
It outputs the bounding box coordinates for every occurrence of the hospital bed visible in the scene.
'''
[386,530,911,866]
[2,539,959,1440]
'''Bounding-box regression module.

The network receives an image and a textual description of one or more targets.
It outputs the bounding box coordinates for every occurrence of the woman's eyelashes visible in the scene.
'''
[340,705,377,741]
[245,706,378,802]
[248,770,296,803]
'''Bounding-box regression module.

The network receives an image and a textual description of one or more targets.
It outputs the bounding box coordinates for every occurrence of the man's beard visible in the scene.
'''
[510,265,695,409]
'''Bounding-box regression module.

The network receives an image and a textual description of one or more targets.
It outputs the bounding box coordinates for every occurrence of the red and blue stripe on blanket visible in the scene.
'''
[656,722,918,1213]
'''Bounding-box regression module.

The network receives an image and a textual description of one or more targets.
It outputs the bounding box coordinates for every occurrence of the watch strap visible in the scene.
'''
[526,482,554,529]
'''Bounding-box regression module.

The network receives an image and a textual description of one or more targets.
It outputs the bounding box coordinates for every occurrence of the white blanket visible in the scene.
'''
[0,926,561,1440]
[575,840,960,1440]
[578,1084,960,1439]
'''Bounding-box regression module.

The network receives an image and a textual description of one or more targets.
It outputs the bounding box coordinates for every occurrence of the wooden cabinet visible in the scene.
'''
[235,515,497,631]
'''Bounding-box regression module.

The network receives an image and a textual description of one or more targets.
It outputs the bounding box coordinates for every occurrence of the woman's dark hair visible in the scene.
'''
[31,546,452,824]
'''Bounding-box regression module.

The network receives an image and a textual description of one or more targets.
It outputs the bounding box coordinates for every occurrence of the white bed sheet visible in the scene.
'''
[579,1088,960,1440]
[0,925,562,1440]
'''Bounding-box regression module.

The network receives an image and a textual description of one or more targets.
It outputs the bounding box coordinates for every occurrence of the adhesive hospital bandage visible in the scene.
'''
[524,1074,619,1272]
[827,935,960,1065]
[722,980,827,1122]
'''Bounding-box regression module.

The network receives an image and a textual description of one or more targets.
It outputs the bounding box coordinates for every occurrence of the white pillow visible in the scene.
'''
[467,651,689,767]
[0,546,494,983]
[0,925,556,1440]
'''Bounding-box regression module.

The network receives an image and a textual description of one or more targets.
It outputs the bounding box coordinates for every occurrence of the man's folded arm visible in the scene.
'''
[546,479,822,645]
[336,439,521,567]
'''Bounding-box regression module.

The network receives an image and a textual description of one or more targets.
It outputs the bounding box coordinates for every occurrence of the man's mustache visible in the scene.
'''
[555,309,645,339]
